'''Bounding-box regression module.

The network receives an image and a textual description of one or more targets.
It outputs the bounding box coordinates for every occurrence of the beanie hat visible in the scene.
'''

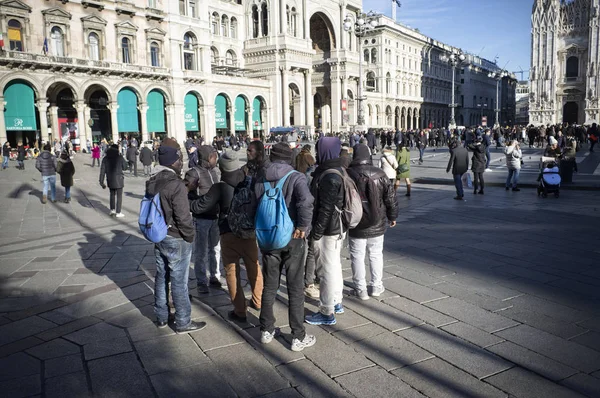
[352,144,371,162]
[270,142,293,163]
[549,137,558,145]
[218,151,238,173]
[198,145,216,162]
[158,138,181,166]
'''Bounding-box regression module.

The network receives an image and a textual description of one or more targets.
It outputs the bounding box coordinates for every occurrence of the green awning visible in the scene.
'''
[117,88,139,133]
[4,81,37,131]
[184,93,199,132]
[146,90,165,133]
[234,96,246,131]
[215,94,227,129]
[252,98,262,130]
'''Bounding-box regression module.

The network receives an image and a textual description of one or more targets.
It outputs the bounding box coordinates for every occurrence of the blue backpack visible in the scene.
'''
[255,170,296,251]
[139,193,169,243]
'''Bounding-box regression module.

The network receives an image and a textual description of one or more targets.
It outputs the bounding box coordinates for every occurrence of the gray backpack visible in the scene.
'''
[317,169,363,229]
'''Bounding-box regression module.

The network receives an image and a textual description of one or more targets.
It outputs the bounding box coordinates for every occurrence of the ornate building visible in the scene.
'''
[530,0,600,125]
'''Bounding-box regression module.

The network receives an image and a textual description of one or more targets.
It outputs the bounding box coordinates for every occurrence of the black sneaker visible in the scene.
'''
[228,310,247,322]
[512,188,520,192]
[247,300,261,311]
[209,277,222,288]
[176,321,207,334]
[506,187,510,191]
[156,320,168,329]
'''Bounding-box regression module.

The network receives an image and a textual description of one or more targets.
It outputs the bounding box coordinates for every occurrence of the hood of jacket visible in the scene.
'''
[263,160,294,182]
[146,167,178,196]
[39,151,52,160]
[221,168,245,188]
[105,147,120,158]
[198,145,216,169]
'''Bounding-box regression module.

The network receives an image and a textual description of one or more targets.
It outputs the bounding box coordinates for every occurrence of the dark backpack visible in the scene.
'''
[227,176,256,240]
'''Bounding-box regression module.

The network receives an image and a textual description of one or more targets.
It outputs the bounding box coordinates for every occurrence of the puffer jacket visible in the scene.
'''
[310,158,346,240]
[467,143,486,173]
[57,158,75,187]
[99,147,127,189]
[126,146,138,162]
[146,166,194,243]
[255,161,314,233]
[139,147,153,166]
[184,151,219,197]
[347,162,398,239]
[504,143,522,170]
[35,151,57,176]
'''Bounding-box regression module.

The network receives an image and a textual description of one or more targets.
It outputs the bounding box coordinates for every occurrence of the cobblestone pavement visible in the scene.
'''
[0,153,599,397]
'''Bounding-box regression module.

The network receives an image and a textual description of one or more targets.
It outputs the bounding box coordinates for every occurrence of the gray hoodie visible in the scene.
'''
[504,143,522,170]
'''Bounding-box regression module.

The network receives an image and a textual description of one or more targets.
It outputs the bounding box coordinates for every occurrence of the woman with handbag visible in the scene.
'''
[379,146,398,185]
[394,141,412,197]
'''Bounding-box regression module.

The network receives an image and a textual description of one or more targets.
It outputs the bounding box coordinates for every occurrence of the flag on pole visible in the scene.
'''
[42,38,48,55]
[0,33,4,49]
[395,0,402,7]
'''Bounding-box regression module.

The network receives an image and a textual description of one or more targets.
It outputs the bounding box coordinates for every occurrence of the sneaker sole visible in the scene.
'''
[305,318,336,326]
[176,324,207,334]
[334,308,345,314]
[291,340,317,352]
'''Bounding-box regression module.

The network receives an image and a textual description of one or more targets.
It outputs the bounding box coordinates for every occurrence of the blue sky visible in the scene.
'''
[363,0,533,79]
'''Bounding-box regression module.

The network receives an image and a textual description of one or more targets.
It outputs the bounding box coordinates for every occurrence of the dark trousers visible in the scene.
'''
[260,238,306,340]
[453,174,464,197]
[128,161,137,176]
[304,239,317,286]
[92,157,99,167]
[473,172,484,191]
[109,188,123,213]
[485,148,491,168]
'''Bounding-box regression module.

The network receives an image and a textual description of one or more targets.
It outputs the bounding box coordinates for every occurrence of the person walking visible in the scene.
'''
[379,146,398,185]
[468,136,486,195]
[57,151,75,203]
[2,142,10,170]
[504,140,522,192]
[126,144,138,177]
[35,143,57,204]
[53,139,62,158]
[416,131,427,164]
[446,140,469,200]
[99,144,128,217]
[347,144,398,299]
[394,141,412,197]
[16,141,25,170]
[91,143,101,167]
[366,129,377,154]
[139,145,153,177]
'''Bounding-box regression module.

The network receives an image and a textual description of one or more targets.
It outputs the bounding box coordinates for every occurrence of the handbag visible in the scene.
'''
[398,163,409,174]
[461,172,473,189]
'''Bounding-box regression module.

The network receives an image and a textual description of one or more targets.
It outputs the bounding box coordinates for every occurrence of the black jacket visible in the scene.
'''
[347,162,398,239]
[126,146,138,162]
[57,158,75,187]
[310,158,345,240]
[146,167,195,243]
[139,147,153,166]
[467,143,486,173]
[366,132,376,149]
[35,151,57,176]
[17,145,26,161]
[2,144,10,157]
[99,147,127,189]
[417,134,428,148]
[446,146,469,175]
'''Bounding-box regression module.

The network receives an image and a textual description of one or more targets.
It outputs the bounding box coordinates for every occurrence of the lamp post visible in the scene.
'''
[488,70,508,128]
[441,50,466,130]
[477,103,488,124]
[343,11,379,132]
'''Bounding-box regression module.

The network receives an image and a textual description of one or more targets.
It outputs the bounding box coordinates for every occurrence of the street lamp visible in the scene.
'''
[441,50,466,130]
[343,11,379,132]
[477,103,488,124]
[488,70,508,128]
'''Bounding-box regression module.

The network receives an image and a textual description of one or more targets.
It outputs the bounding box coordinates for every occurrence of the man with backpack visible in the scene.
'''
[144,138,206,334]
[254,142,316,352]
[305,137,350,326]
[347,144,398,300]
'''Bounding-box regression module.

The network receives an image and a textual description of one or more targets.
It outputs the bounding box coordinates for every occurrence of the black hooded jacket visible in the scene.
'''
[184,146,219,219]
[467,143,486,173]
[146,167,194,243]
[99,147,127,189]
[310,158,345,240]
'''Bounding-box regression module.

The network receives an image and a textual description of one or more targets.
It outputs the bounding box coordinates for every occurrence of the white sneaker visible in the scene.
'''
[485,168,493,172]
[371,286,385,297]
[115,213,125,218]
[109,210,116,216]
[304,284,320,299]
[291,334,316,352]
[354,289,369,301]
[261,329,277,344]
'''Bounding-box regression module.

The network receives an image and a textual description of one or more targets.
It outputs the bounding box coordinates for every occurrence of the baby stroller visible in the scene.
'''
[537,157,561,198]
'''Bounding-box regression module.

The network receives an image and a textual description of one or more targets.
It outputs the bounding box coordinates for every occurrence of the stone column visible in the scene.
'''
[303,0,309,39]
[75,100,88,149]
[229,103,235,138]
[139,102,149,142]
[109,102,120,143]
[0,97,6,144]
[35,99,50,144]
[341,76,348,127]
[83,103,92,144]
[282,67,289,126]
[304,69,313,137]
[48,105,59,143]
[331,69,342,131]
[339,2,346,50]
[204,104,216,143]
[280,0,286,34]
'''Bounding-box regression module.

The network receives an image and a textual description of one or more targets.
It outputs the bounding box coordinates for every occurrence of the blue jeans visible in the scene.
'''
[154,235,193,327]
[506,169,520,188]
[418,147,425,161]
[453,174,464,197]
[65,186,71,199]
[193,218,221,286]
[2,156,8,169]
[42,175,56,201]
[485,148,491,168]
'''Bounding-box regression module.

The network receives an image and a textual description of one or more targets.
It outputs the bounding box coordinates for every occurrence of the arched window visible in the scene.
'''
[88,32,100,61]
[291,7,297,36]
[566,56,578,80]
[386,73,391,94]
[150,41,160,67]
[221,15,229,37]
[261,3,268,36]
[212,13,219,35]
[363,49,370,63]
[183,33,195,70]
[252,6,259,38]
[50,26,64,57]
[121,37,131,63]
[366,72,376,91]
[286,5,291,34]
[226,50,236,66]
[8,20,23,51]
[371,48,377,63]
[230,17,237,38]
[211,47,219,65]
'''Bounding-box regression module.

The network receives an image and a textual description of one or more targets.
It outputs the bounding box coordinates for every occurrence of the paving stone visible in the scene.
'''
[506,295,588,324]
[385,265,447,286]
[277,359,352,397]
[83,336,133,360]
[45,353,84,378]
[384,276,449,303]
[496,324,600,373]
[570,331,600,353]
[127,322,177,342]
[428,281,510,312]
[0,316,56,346]
[45,371,90,398]
[392,357,507,398]
[336,366,426,398]
[398,324,513,379]
[484,367,585,398]
[0,352,40,381]
[486,341,578,381]
[188,315,245,351]
[135,334,206,375]
[441,322,506,348]
[150,361,237,398]
[88,352,154,398]
[577,318,600,333]
[26,338,80,360]
[560,373,600,398]
[103,305,155,329]
[0,374,42,398]
[206,343,290,398]
[343,296,424,332]
[496,307,589,339]
[36,317,102,342]
[19,270,72,295]
[64,322,126,345]
[352,331,434,371]
[332,322,388,344]
[245,326,305,366]
[426,297,519,333]
[319,308,372,332]
[38,310,77,325]
[385,296,457,327]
